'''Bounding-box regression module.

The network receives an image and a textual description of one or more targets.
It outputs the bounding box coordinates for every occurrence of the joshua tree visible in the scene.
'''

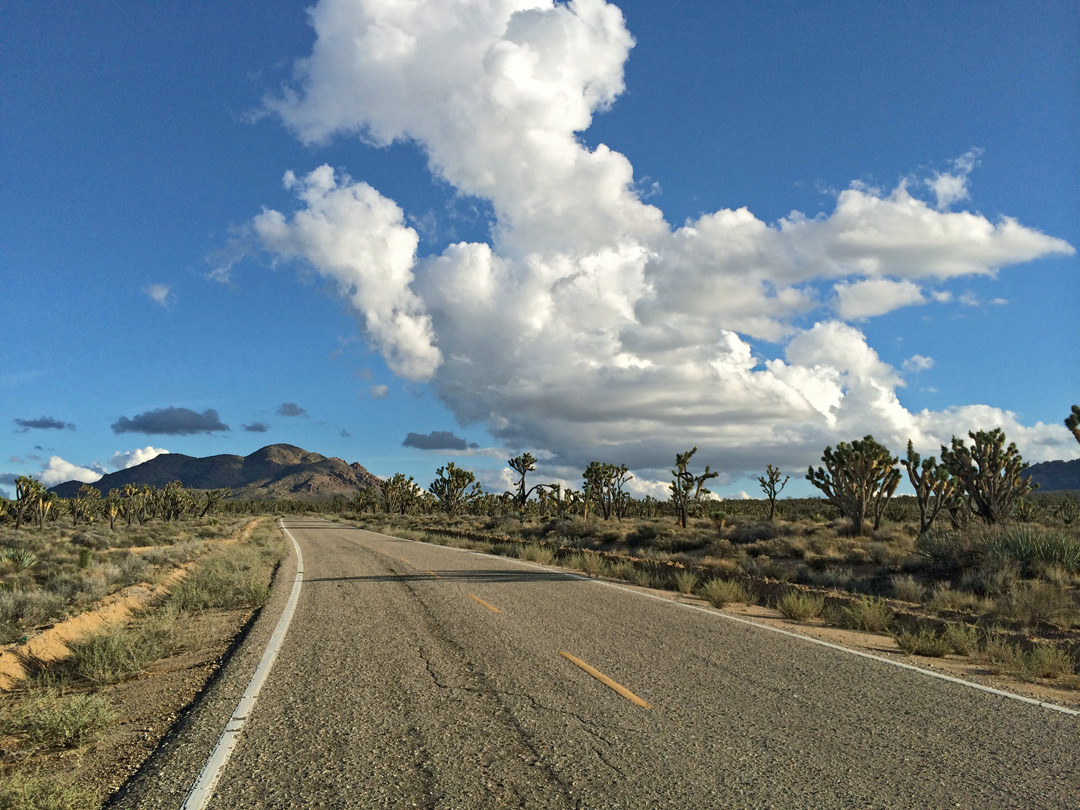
[757,464,789,521]
[900,441,955,535]
[381,473,421,515]
[199,488,231,518]
[506,453,551,510]
[1067,405,1080,445]
[583,462,633,521]
[429,462,482,517]
[104,489,122,530]
[71,484,102,526]
[13,476,44,531]
[670,447,718,529]
[806,435,900,536]
[939,428,1034,524]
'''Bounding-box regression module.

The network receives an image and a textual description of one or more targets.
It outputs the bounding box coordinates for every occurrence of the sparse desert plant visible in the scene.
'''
[892,627,952,657]
[889,574,925,603]
[629,567,655,588]
[1,689,115,748]
[579,552,609,578]
[835,596,894,632]
[1020,645,1073,680]
[776,591,824,621]
[0,770,102,810]
[757,464,790,520]
[699,578,749,607]
[1001,581,1076,628]
[943,622,980,656]
[900,441,956,536]
[926,583,990,615]
[522,544,555,565]
[674,569,700,595]
[607,560,635,581]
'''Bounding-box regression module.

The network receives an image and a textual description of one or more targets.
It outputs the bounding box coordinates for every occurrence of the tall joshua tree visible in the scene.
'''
[670,447,718,529]
[807,435,900,536]
[900,441,955,535]
[429,462,482,517]
[1066,405,1080,445]
[506,453,550,509]
[757,464,789,521]
[939,428,1034,524]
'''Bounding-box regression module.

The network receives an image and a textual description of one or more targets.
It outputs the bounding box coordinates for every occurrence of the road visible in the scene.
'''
[114,518,1078,809]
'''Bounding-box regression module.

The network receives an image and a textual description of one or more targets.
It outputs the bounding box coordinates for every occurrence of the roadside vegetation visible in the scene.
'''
[0,503,283,809]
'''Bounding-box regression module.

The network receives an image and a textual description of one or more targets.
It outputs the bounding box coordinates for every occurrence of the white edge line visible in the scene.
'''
[180,520,306,810]
[361,525,1079,718]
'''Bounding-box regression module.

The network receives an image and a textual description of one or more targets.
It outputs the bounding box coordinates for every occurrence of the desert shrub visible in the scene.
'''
[1000,581,1076,628]
[0,770,101,810]
[889,574,925,603]
[560,552,585,571]
[70,532,110,550]
[913,529,982,575]
[925,583,991,615]
[1,689,114,748]
[728,522,781,545]
[892,627,951,657]
[64,622,174,686]
[943,622,980,655]
[982,526,1080,576]
[0,589,66,629]
[522,545,555,565]
[674,569,700,595]
[1020,645,1073,680]
[960,558,1023,597]
[171,544,274,612]
[776,591,824,621]
[578,553,609,578]
[796,566,855,590]
[835,596,894,632]
[629,568,654,588]
[699,578,749,607]
[607,560,635,581]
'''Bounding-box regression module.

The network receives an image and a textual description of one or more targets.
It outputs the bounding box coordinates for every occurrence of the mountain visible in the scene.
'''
[49,444,381,501]
[1025,459,1080,492]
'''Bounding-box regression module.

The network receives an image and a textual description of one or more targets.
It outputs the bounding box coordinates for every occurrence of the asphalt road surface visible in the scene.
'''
[114,518,1078,809]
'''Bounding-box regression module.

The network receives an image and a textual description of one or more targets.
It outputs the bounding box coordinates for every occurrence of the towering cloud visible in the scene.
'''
[255,0,1076,479]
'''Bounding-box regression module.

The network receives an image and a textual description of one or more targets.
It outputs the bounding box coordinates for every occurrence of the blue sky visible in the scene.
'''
[2,0,1077,499]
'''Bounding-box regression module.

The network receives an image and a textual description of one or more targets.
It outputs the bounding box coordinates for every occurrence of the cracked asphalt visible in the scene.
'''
[118,518,1078,809]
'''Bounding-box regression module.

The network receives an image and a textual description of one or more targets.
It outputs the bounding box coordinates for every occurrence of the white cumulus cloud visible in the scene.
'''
[38,457,104,488]
[110,446,169,470]
[251,0,1077,481]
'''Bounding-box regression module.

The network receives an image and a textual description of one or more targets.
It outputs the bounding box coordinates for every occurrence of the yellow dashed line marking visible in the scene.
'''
[426,571,442,579]
[466,594,503,614]
[559,651,652,709]
[397,557,410,564]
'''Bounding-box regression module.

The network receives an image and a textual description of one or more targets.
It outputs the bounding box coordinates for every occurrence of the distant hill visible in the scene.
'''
[1025,459,1080,492]
[50,444,381,501]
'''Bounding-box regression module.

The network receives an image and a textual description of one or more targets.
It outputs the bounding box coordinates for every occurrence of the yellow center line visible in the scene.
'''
[466,594,503,614]
[397,557,410,564]
[426,571,442,579]
[559,651,653,709]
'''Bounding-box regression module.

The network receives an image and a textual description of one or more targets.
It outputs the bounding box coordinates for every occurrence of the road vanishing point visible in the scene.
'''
[112,518,1078,809]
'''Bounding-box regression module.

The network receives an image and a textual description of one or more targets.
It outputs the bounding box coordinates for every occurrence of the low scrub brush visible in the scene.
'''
[699,578,750,607]
[892,627,952,657]
[775,591,824,621]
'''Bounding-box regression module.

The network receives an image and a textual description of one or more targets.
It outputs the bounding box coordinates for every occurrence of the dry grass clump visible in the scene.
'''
[673,569,700,595]
[0,770,101,810]
[0,689,115,748]
[699,578,750,607]
[943,622,980,656]
[892,627,952,657]
[521,544,555,565]
[831,596,894,632]
[889,574,925,603]
[775,591,825,621]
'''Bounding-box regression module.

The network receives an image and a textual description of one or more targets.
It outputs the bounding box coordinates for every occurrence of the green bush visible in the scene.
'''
[1,689,115,748]
[835,596,894,632]
[889,574,925,603]
[699,578,750,607]
[673,569,700,595]
[892,627,951,657]
[775,591,824,621]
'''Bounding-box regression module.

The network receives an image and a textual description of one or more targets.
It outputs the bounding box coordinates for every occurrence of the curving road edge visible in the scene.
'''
[180,520,305,810]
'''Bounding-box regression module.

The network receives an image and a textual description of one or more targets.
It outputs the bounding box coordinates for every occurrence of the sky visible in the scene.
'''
[2,0,1078,500]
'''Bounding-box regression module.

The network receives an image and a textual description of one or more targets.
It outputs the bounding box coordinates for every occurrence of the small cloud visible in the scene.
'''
[277,402,307,417]
[110,446,169,470]
[833,278,926,321]
[9,456,23,464]
[930,290,953,303]
[243,422,270,433]
[958,291,980,307]
[369,385,389,399]
[990,298,1008,306]
[402,430,469,451]
[902,354,934,373]
[144,283,173,308]
[927,148,982,210]
[112,407,229,435]
[38,456,105,487]
[340,428,351,438]
[14,416,74,432]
